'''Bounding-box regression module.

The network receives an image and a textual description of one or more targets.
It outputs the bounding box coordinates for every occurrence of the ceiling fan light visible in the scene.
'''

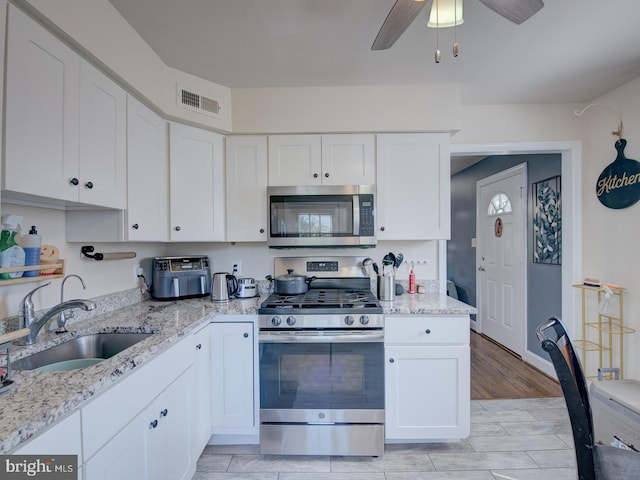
[427,0,464,28]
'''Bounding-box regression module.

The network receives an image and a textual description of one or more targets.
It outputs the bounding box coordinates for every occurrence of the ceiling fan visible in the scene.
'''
[371,0,544,50]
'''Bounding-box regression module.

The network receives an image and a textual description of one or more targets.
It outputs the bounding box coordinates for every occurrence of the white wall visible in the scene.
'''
[231,84,461,133]
[579,76,640,379]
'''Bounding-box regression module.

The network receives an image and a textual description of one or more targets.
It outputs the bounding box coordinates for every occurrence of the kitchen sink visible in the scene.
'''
[11,332,154,371]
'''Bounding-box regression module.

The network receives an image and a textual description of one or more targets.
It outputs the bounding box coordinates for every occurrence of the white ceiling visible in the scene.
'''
[106,0,640,105]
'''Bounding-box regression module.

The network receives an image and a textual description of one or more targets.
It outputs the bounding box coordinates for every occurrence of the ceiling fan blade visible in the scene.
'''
[371,0,429,51]
[478,0,544,25]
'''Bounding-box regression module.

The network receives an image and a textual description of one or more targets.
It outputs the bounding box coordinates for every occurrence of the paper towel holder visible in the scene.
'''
[81,245,136,261]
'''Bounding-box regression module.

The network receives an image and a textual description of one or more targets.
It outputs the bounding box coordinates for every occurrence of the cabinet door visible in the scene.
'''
[268,135,322,186]
[211,322,255,429]
[376,133,451,240]
[78,59,127,208]
[84,409,149,480]
[226,136,268,241]
[169,123,225,241]
[385,345,470,440]
[126,96,169,241]
[321,134,375,185]
[4,5,80,202]
[191,324,213,462]
[148,369,194,480]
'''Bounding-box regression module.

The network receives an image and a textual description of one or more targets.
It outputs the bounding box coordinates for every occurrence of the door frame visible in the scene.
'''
[476,163,528,357]
[449,141,582,377]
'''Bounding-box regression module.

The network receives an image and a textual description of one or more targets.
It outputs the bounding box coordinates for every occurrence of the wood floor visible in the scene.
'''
[471,331,562,400]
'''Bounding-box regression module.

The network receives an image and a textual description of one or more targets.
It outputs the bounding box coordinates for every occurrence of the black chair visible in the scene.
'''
[536,317,640,480]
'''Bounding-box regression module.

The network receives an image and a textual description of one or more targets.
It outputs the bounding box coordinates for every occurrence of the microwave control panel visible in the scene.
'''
[359,194,375,236]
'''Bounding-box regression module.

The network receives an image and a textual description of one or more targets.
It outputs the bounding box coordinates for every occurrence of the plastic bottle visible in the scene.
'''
[0,215,26,279]
[408,263,416,294]
[22,225,42,277]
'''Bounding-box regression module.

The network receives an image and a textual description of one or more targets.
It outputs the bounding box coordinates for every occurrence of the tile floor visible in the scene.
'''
[194,397,578,480]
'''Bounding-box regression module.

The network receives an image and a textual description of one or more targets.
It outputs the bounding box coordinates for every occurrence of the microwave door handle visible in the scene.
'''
[353,195,360,235]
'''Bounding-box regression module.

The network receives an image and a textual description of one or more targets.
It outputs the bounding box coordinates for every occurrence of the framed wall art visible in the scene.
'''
[533,175,561,265]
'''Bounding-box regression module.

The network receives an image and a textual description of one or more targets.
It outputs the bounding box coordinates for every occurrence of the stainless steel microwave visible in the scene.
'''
[267,185,376,248]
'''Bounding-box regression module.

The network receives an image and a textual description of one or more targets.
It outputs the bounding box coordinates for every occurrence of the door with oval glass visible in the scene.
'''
[476,164,527,356]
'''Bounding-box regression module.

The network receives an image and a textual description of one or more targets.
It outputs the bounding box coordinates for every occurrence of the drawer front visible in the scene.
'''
[385,316,469,345]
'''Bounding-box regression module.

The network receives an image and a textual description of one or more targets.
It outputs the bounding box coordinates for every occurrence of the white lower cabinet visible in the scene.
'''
[84,369,193,480]
[191,323,213,461]
[384,315,470,441]
[211,320,258,436]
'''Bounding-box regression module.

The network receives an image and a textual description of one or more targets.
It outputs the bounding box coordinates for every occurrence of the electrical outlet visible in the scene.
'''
[232,260,242,276]
[134,265,144,281]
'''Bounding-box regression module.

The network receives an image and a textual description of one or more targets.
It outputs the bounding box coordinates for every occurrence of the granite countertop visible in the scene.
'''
[0,295,264,453]
[380,292,477,315]
[0,291,474,453]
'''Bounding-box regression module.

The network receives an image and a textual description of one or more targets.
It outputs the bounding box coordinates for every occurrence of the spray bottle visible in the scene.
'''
[0,215,26,279]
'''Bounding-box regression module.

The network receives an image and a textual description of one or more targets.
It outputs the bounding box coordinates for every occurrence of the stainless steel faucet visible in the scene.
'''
[18,282,96,345]
[57,274,87,333]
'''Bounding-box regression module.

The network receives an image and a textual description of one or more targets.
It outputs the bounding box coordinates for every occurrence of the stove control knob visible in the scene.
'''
[360,315,370,325]
[344,315,355,325]
[271,316,282,327]
[286,316,296,326]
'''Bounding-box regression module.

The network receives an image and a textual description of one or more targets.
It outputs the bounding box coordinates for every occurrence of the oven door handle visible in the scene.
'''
[259,332,383,343]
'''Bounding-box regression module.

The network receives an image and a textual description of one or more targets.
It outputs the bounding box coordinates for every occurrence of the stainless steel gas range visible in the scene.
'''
[258,256,384,457]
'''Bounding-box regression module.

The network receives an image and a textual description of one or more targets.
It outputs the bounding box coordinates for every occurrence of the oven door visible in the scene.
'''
[259,331,384,419]
[259,330,385,456]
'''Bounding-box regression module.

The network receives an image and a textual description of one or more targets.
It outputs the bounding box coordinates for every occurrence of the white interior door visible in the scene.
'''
[476,164,527,356]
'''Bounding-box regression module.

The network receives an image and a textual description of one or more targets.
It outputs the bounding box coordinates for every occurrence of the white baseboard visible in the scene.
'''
[523,349,557,380]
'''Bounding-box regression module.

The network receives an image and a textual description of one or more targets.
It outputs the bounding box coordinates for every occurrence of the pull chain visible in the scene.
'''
[434,0,441,63]
[453,0,460,57]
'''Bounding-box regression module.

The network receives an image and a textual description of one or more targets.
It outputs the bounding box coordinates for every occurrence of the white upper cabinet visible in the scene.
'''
[321,134,375,185]
[268,134,375,186]
[4,5,126,208]
[225,136,268,241]
[78,59,127,208]
[5,4,80,202]
[126,96,169,241]
[376,133,451,240]
[169,123,225,241]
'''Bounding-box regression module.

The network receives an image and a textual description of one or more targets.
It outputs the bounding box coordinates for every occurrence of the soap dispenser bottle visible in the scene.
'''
[22,225,42,277]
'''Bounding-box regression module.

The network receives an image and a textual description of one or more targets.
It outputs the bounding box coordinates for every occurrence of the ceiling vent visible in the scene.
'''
[176,84,221,118]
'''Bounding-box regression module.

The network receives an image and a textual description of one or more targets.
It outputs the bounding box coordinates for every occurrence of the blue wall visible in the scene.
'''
[448,154,562,359]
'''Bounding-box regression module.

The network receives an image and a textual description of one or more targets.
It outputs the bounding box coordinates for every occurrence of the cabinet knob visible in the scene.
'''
[175,226,181,231]
[260,228,265,234]
[243,332,249,338]
[313,173,319,178]
[324,172,329,178]
[389,358,395,363]
[69,177,79,186]
[149,419,158,429]
[380,226,385,232]
[85,181,94,189]
[160,408,168,417]
[425,328,431,334]
[478,266,485,272]
[132,223,139,230]
[196,343,202,350]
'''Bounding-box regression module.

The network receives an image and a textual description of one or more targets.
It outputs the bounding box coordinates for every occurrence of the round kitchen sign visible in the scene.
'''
[596,139,640,209]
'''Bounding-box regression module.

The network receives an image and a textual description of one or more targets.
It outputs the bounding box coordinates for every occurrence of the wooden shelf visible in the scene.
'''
[0,260,65,286]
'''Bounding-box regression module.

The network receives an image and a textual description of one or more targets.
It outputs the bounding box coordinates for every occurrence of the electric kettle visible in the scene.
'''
[211,272,238,302]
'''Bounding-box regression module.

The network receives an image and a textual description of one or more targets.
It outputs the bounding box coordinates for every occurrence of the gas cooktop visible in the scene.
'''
[259,289,382,315]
